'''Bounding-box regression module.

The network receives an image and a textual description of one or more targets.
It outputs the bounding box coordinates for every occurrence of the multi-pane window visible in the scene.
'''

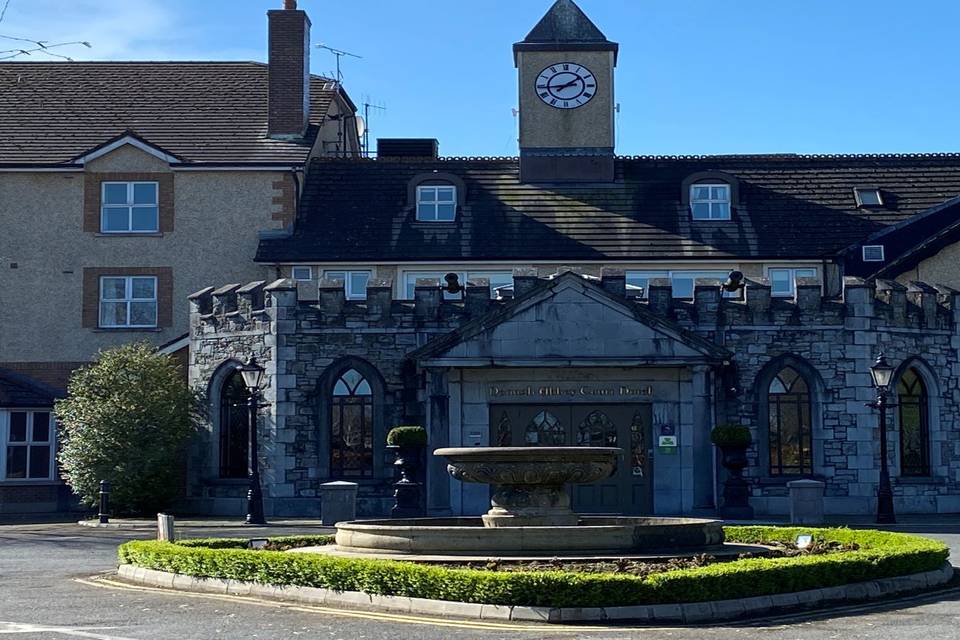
[101,182,159,233]
[331,369,374,478]
[767,367,813,476]
[2,411,55,480]
[689,183,731,220]
[626,270,735,299]
[768,267,817,297]
[99,276,158,328]
[323,270,371,300]
[291,266,312,281]
[416,185,457,221]
[403,271,512,300]
[218,371,250,479]
[897,368,930,477]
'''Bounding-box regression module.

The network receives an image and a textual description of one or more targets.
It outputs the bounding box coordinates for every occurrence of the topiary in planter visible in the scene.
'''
[386,426,427,518]
[386,425,428,448]
[710,424,752,447]
[710,424,753,519]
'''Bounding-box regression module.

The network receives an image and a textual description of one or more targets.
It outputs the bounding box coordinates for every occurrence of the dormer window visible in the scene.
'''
[854,188,883,208]
[689,183,731,220]
[416,185,457,222]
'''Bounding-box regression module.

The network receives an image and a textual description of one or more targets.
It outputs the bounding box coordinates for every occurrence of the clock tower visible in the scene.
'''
[514,0,618,182]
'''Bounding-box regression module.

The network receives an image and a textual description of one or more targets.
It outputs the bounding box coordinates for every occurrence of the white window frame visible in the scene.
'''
[323,270,371,300]
[689,183,731,221]
[415,185,457,222]
[854,188,884,208]
[767,267,818,298]
[402,270,512,300]
[99,275,158,328]
[625,269,737,299]
[100,181,159,233]
[0,409,56,482]
[862,245,885,262]
[291,266,313,281]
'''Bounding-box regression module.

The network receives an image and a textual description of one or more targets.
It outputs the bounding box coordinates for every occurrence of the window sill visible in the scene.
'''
[410,221,458,228]
[894,476,946,485]
[756,474,827,486]
[0,479,61,486]
[94,327,162,333]
[94,232,164,238]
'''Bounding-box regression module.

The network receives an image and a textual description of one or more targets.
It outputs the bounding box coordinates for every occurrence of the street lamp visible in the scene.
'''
[868,352,896,525]
[239,355,267,525]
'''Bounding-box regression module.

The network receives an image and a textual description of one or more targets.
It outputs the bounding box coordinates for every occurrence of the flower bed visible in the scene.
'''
[117,527,948,609]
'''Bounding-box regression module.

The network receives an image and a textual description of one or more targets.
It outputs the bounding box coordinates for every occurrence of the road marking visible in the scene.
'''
[0,621,140,640]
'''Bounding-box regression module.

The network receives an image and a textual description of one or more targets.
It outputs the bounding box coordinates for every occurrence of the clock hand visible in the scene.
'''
[551,78,582,92]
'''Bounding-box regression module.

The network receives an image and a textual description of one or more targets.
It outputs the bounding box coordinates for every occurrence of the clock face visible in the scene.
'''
[535,62,597,109]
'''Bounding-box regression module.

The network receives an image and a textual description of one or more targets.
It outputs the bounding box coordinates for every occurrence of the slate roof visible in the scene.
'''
[523,0,611,44]
[0,370,59,408]
[0,62,346,165]
[256,154,960,263]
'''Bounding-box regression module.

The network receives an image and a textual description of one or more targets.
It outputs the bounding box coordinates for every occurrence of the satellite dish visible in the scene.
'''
[355,115,366,138]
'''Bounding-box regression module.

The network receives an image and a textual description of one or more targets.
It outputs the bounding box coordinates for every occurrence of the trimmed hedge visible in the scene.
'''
[118,527,948,608]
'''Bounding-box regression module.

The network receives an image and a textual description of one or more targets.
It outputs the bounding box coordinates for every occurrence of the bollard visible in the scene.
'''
[98,479,111,524]
[157,513,175,542]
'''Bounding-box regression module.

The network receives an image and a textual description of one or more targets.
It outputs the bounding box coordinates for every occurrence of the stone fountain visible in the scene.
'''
[329,446,727,558]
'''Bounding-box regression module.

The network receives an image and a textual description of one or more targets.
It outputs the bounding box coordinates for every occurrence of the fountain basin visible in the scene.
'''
[333,516,725,556]
[435,446,620,527]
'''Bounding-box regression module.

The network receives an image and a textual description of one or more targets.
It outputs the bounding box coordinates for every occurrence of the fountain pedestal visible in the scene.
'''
[435,447,619,528]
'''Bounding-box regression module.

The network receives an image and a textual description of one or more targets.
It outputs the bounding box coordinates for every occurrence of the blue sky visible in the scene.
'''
[5,0,960,156]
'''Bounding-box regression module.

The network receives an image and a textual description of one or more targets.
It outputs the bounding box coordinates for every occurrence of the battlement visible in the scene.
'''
[189,269,960,335]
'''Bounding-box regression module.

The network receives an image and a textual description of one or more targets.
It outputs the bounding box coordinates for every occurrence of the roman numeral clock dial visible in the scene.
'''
[535,62,596,109]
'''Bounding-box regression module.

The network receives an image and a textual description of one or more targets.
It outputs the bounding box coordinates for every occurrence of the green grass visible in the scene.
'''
[117,527,948,608]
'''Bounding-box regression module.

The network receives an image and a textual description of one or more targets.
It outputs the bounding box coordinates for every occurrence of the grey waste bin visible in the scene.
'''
[320,481,358,526]
[787,479,825,525]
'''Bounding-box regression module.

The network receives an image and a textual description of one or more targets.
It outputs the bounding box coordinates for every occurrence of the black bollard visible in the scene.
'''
[98,479,111,524]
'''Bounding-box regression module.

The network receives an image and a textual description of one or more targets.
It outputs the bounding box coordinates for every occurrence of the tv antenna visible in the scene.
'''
[362,100,386,157]
[315,43,362,86]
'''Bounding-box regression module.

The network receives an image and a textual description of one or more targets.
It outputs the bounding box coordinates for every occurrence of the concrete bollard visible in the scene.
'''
[157,513,175,542]
[320,481,358,526]
[787,479,825,525]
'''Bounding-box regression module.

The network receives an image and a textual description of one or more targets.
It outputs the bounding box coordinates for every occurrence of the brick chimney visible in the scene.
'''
[267,0,311,139]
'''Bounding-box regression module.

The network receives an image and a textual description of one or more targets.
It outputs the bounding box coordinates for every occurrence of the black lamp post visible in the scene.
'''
[239,355,267,526]
[868,352,896,525]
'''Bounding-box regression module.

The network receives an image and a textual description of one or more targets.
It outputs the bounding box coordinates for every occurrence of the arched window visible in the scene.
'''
[897,368,930,477]
[767,366,813,476]
[577,410,617,447]
[330,369,374,478]
[219,370,249,479]
[525,410,565,446]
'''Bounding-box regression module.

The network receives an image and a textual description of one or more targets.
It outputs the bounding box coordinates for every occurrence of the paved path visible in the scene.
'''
[0,521,958,639]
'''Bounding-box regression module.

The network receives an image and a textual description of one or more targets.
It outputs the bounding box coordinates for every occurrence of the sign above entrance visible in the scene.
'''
[488,384,653,399]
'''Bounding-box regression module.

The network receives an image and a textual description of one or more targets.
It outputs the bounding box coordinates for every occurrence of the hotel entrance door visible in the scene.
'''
[489,404,653,515]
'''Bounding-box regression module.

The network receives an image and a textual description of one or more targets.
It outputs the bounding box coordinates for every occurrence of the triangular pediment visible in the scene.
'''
[410,273,730,367]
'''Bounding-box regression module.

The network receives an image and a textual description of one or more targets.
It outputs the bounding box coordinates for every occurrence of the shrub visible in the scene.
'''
[118,527,948,608]
[386,425,428,447]
[56,343,204,514]
[710,424,752,447]
[175,535,334,551]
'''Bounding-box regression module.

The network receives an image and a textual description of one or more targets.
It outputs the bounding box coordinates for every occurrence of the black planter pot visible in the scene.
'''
[389,444,424,518]
[718,443,754,520]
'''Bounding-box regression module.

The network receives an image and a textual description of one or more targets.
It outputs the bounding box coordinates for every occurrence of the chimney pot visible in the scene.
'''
[284,0,297,8]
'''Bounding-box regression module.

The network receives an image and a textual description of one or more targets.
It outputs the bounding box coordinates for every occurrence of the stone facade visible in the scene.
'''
[187,270,960,517]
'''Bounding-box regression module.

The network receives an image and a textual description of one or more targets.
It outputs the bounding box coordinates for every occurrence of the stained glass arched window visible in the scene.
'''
[767,366,813,476]
[219,370,249,479]
[577,411,617,447]
[525,410,565,446]
[331,369,373,477]
[897,368,929,477]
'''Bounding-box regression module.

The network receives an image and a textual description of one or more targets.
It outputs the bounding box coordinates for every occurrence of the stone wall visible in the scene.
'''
[188,269,960,517]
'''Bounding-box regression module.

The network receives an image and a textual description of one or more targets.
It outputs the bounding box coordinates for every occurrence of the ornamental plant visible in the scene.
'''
[55,342,204,514]
[710,423,752,448]
[386,425,428,448]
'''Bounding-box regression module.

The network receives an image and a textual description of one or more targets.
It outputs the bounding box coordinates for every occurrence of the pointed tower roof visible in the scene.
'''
[514,0,618,64]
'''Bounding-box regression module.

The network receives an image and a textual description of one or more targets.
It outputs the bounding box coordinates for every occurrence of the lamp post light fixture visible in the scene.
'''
[868,352,897,525]
[239,355,267,526]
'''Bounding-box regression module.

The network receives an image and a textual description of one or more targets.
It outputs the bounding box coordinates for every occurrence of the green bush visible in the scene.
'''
[710,424,752,447]
[175,535,334,551]
[386,425,428,447]
[56,343,204,514]
[118,527,948,608]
